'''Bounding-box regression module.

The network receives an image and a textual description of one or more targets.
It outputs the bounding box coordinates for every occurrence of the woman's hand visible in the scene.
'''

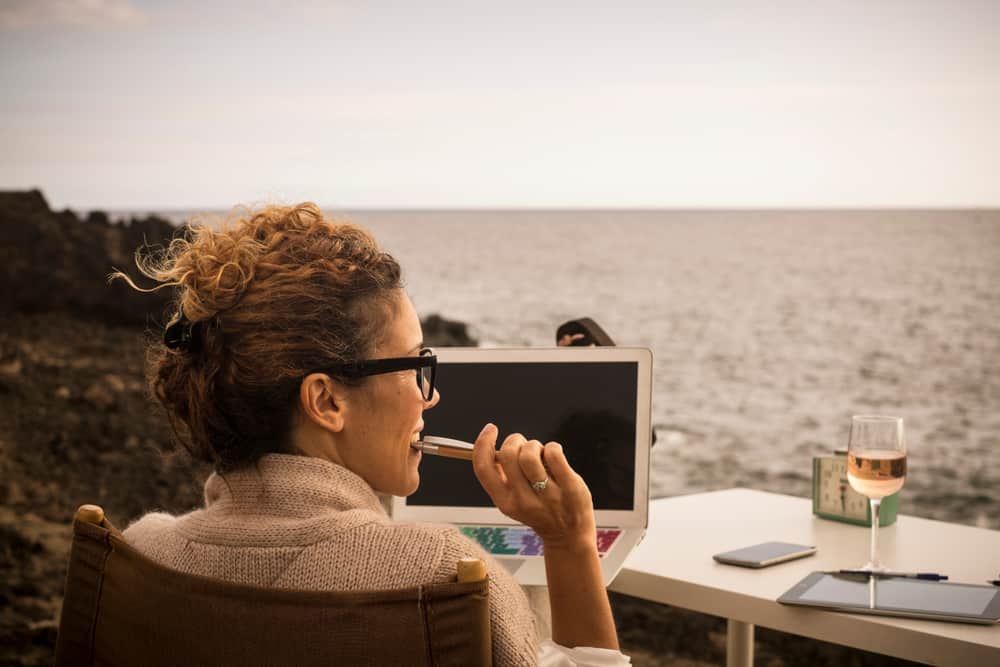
[557,332,587,346]
[471,423,596,553]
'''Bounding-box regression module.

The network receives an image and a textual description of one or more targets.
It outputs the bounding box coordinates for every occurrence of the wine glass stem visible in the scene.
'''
[869,497,882,568]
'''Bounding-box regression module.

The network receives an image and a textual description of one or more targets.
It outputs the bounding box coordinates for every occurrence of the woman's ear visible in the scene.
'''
[299,373,348,433]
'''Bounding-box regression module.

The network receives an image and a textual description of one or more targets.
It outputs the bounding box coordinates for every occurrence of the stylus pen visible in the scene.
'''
[835,570,949,581]
[411,436,478,461]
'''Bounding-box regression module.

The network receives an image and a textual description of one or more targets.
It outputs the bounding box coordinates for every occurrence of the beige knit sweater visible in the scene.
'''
[123,453,539,665]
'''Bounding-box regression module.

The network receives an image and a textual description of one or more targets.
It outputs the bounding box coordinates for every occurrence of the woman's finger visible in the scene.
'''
[472,423,508,504]
[517,440,548,489]
[496,432,527,489]
[541,441,576,488]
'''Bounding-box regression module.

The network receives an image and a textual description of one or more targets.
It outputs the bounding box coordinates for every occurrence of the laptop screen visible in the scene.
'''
[409,361,638,511]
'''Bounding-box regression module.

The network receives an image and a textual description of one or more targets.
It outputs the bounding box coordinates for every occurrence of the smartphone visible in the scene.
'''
[713,541,817,568]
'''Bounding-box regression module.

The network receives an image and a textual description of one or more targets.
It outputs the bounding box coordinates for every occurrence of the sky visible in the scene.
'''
[1,0,999,209]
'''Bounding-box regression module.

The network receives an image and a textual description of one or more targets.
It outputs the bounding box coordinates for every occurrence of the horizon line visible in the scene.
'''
[7,188,1000,213]
[102,205,1000,214]
[6,189,999,214]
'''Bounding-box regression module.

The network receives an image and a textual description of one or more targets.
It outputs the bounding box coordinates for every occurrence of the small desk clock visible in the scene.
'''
[813,449,898,526]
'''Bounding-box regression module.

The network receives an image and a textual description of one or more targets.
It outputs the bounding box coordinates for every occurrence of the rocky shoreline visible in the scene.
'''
[0,191,923,666]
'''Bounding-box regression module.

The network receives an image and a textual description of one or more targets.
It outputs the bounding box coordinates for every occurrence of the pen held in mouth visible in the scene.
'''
[411,436,479,461]
[412,436,552,470]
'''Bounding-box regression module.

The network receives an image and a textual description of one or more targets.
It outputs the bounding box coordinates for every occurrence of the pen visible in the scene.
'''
[835,570,949,581]
[411,436,478,461]
[412,435,553,470]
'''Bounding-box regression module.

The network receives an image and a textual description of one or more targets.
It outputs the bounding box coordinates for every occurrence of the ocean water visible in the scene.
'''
[152,209,1000,529]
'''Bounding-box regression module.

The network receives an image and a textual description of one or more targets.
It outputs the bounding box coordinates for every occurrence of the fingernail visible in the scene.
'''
[479,423,496,437]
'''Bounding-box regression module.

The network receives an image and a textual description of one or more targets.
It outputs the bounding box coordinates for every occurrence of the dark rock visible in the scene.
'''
[0,524,44,563]
[82,383,115,410]
[102,374,126,393]
[1,191,480,349]
[421,314,479,347]
[85,210,110,227]
[0,359,22,377]
[0,189,179,328]
[0,189,50,219]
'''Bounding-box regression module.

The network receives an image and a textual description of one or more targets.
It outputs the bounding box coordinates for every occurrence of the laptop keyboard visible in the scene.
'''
[458,525,623,558]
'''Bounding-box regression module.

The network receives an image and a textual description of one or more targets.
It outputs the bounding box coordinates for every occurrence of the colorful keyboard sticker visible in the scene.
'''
[459,526,623,558]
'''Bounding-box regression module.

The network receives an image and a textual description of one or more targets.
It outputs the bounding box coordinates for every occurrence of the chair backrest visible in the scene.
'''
[55,505,491,667]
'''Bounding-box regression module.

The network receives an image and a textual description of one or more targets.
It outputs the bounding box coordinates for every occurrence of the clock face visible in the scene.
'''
[816,457,869,520]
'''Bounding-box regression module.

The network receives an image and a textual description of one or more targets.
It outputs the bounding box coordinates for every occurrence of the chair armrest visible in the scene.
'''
[75,504,105,525]
[457,558,486,583]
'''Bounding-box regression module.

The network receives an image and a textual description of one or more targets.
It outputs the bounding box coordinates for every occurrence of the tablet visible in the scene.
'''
[778,572,1000,625]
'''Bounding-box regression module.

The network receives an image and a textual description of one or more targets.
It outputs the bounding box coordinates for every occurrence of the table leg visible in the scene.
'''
[726,619,754,667]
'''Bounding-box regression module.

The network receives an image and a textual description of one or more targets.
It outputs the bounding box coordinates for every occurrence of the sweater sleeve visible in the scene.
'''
[433,528,539,666]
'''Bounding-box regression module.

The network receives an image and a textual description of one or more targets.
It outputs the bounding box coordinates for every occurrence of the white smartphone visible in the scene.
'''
[713,541,817,568]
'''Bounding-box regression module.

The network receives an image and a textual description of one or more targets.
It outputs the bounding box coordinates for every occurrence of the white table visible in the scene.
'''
[609,488,1000,666]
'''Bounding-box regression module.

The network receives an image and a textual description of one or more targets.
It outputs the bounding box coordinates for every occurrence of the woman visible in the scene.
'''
[113,203,628,665]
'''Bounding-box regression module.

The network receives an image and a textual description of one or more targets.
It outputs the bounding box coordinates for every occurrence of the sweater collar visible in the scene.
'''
[202,453,387,518]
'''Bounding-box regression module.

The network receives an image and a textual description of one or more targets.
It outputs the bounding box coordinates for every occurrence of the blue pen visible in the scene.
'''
[836,570,948,581]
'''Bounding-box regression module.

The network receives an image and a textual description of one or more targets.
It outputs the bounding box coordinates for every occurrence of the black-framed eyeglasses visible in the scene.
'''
[312,348,437,401]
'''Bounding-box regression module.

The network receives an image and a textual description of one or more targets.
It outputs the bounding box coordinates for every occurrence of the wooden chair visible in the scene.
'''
[55,504,491,666]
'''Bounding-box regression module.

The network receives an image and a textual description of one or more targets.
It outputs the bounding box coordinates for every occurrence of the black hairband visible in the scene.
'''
[163,313,203,352]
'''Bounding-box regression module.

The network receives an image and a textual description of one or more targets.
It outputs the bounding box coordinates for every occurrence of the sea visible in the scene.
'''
[128,209,1000,529]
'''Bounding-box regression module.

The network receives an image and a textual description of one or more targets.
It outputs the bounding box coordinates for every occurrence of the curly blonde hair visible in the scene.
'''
[111,202,403,470]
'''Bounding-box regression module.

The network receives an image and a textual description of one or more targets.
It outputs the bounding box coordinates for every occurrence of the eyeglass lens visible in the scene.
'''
[418,366,433,400]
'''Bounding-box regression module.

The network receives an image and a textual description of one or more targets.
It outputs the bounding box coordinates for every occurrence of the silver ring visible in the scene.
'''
[531,477,548,493]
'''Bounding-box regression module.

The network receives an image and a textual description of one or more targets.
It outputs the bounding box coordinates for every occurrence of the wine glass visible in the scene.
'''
[846,415,906,572]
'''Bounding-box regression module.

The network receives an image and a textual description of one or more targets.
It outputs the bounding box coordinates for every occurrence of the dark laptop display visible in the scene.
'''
[409,361,638,511]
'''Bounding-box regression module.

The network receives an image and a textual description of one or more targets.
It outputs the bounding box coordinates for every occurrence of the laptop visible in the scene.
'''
[392,346,653,586]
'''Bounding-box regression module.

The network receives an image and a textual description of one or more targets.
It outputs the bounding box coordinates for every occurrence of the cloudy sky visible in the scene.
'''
[1,0,998,209]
